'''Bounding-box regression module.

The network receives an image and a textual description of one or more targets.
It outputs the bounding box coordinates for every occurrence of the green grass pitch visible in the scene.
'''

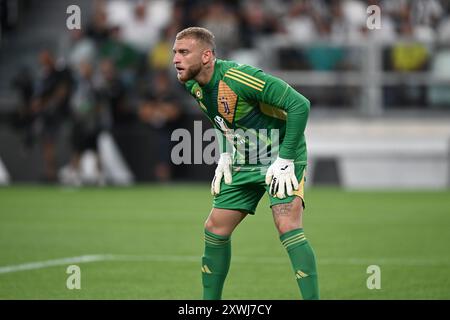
[0,185,449,299]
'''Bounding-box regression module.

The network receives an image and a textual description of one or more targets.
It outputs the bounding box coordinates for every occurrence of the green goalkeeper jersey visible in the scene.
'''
[184,59,310,169]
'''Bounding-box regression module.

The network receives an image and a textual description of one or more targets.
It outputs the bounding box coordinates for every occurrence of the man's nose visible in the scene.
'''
[173,53,180,65]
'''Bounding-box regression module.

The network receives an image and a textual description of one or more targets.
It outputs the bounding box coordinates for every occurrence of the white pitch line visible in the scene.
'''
[0,255,116,274]
[1,254,449,275]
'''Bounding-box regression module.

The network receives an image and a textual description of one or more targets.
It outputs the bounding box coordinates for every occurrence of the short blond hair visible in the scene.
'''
[176,27,216,54]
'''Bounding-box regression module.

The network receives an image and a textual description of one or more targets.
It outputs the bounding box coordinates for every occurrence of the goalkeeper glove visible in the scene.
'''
[211,153,232,195]
[265,157,299,199]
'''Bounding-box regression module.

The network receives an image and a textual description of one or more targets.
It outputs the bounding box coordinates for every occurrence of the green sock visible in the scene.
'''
[280,228,319,300]
[202,229,231,300]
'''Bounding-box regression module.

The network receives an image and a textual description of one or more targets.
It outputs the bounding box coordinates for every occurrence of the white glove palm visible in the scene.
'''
[265,157,299,199]
[211,153,233,195]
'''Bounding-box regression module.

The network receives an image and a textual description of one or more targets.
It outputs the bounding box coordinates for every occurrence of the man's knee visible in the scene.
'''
[276,221,302,234]
[204,217,233,236]
[204,217,216,233]
[204,209,245,236]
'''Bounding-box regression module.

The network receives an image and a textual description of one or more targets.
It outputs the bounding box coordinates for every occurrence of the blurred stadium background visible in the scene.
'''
[0,0,449,299]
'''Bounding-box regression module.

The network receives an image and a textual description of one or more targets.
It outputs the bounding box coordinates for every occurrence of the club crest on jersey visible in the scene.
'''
[191,84,203,100]
[220,96,230,114]
[218,80,237,123]
[194,87,203,100]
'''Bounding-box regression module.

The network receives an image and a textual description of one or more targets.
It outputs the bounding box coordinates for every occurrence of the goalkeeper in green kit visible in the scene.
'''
[172,27,319,300]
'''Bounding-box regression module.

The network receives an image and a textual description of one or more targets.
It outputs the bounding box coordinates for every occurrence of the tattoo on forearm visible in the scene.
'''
[272,203,293,216]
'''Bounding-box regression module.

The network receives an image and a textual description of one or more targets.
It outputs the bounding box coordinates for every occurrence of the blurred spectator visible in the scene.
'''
[150,23,181,71]
[59,29,97,74]
[365,0,397,43]
[60,62,105,186]
[138,71,182,181]
[121,2,160,53]
[96,59,134,127]
[390,26,430,72]
[380,0,407,32]
[385,24,430,107]
[11,66,35,149]
[173,0,212,29]
[437,14,450,43]
[98,25,140,88]
[409,0,444,42]
[86,2,110,44]
[30,50,74,182]
[121,1,171,54]
[283,0,320,44]
[239,0,283,48]
[199,1,240,57]
[428,48,450,107]
[104,0,131,27]
[328,0,366,42]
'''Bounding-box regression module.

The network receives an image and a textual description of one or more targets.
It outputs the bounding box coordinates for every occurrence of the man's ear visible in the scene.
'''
[202,50,213,65]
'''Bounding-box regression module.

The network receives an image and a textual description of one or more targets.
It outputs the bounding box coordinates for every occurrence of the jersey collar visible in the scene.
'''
[201,59,220,92]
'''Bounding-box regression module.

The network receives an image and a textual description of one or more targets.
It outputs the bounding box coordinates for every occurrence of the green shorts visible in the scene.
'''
[213,165,306,215]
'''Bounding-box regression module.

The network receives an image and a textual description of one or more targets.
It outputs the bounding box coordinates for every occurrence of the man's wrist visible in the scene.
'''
[276,156,294,163]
